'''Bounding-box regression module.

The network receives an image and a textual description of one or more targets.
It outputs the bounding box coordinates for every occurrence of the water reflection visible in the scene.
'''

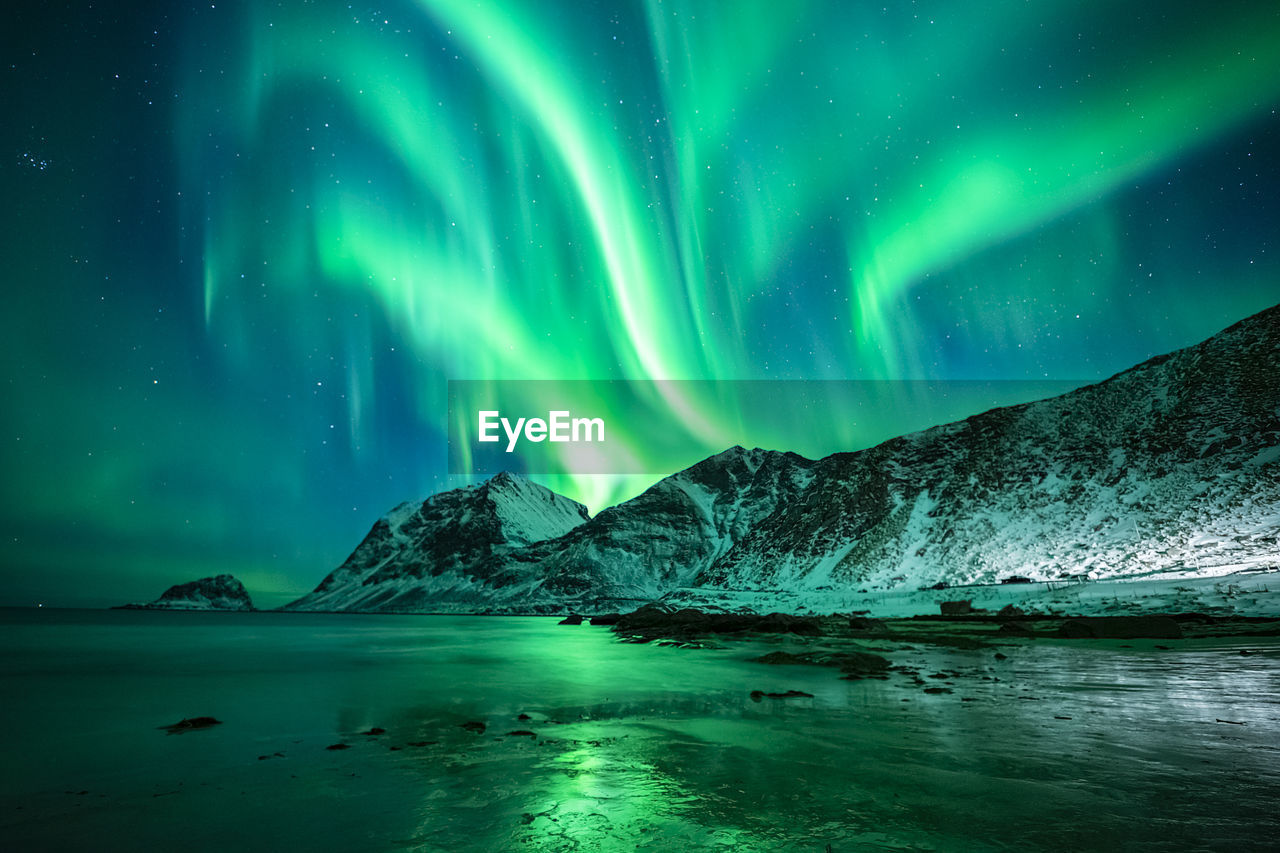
[379,629,1280,850]
[1,611,1277,850]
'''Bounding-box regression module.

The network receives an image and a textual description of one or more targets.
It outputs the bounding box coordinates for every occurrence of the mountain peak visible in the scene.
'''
[285,472,589,612]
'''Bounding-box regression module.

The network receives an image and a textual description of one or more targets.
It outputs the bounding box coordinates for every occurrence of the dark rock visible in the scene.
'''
[613,606,826,642]
[751,649,890,676]
[923,687,953,694]
[628,603,679,624]
[1169,612,1218,624]
[940,600,972,616]
[361,727,386,735]
[588,613,622,625]
[558,614,585,625]
[753,612,824,635]
[517,713,532,721]
[749,689,814,701]
[130,575,255,611]
[506,730,537,737]
[1057,615,1184,639]
[832,651,892,676]
[847,616,888,633]
[325,743,349,750]
[998,621,1036,637]
[613,604,693,633]
[159,716,222,734]
[997,604,1025,618]
[460,721,487,734]
[994,652,1008,660]
[753,651,811,666]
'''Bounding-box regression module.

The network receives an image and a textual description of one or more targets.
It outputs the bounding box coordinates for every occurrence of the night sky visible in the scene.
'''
[2,1,1277,608]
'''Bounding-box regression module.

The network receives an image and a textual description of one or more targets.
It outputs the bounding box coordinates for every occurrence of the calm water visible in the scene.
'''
[1,609,1278,851]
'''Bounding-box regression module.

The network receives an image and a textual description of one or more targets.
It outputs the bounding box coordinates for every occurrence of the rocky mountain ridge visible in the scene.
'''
[702,303,1279,592]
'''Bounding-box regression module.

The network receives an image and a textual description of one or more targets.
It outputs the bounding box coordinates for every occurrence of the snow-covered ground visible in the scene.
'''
[661,565,1280,618]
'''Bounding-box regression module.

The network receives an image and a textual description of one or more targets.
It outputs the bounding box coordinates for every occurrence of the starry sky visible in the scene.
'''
[2,0,1277,608]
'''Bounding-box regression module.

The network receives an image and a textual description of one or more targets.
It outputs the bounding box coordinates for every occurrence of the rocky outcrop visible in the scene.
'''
[122,574,255,610]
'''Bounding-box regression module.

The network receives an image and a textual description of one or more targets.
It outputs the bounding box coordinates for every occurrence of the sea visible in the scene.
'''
[2,608,1278,851]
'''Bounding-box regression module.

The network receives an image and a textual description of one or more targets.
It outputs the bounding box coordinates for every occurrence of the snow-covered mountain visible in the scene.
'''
[289,303,1279,614]
[283,471,590,612]
[121,574,256,610]
[702,302,1279,592]
[477,447,818,611]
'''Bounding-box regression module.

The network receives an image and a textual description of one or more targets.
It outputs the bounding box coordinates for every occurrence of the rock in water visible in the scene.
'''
[940,600,974,616]
[122,574,254,611]
[159,716,222,734]
[750,690,814,701]
[1057,616,1184,640]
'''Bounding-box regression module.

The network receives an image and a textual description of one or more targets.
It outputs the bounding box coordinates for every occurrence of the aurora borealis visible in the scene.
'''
[2,1,1277,607]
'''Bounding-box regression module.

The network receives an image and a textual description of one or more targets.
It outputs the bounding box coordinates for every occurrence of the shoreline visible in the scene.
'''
[8,567,1279,621]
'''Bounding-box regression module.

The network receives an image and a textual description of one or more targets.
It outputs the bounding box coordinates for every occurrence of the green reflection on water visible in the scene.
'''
[3,611,1279,851]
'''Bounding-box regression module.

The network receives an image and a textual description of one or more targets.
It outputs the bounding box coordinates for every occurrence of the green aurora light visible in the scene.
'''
[1,0,1277,605]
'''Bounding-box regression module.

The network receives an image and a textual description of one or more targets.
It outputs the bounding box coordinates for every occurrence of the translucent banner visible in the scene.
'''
[447,379,1085,475]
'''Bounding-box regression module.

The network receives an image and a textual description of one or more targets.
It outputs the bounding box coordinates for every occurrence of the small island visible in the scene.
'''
[116,573,255,611]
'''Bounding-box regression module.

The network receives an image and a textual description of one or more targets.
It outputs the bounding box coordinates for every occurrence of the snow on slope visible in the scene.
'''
[487,447,818,611]
[700,302,1280,594]
[283,472,589,612]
